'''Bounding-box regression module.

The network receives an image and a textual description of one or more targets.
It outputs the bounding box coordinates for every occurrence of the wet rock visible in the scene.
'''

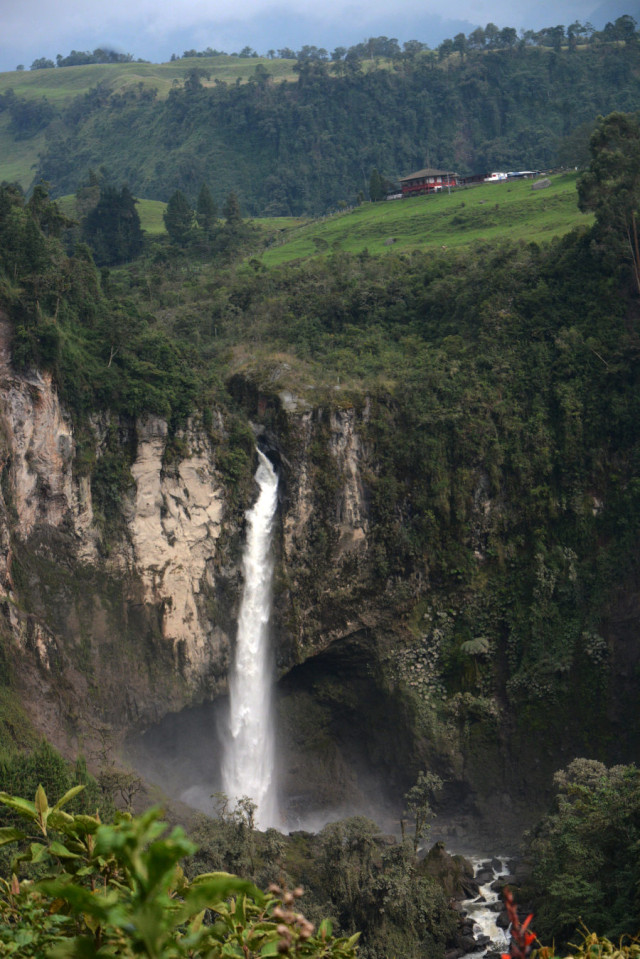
[513,860,531,883]
[456,934,478,952]
[461,878,481,898]
[421,843,478,898]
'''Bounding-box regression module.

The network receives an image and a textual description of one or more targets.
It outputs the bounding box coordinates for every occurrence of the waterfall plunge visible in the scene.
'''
[222,450,280,830]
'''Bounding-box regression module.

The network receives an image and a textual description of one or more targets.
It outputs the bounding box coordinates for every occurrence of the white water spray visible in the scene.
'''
[222,450,280,829]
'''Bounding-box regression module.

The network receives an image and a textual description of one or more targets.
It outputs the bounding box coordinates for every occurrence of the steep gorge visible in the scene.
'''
[1,321,639,844]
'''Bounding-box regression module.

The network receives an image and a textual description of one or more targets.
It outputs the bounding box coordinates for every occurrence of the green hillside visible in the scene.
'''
[0,55,297,105]
[0,114,43,189]
[261,173,591,264]
[54,172,587,261]
[0,55,297,193]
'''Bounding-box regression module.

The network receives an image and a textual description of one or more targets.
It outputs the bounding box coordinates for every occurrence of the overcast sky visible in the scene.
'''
[0,0,636,72]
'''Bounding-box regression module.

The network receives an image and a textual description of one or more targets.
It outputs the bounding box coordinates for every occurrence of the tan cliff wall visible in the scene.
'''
[0,329,379,760]
[0,315,233,746]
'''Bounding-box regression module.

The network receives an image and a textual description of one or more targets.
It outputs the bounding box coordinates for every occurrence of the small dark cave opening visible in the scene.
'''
[276,629,421,832]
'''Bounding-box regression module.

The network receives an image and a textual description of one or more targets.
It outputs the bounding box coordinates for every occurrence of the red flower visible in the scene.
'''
[503,889,536,959]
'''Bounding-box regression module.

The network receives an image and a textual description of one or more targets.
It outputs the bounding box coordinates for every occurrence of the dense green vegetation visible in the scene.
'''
[0,753,456,959]
[0,182,198,423]
[0,783,360,959]
[525,760,640,946]
[0,771,639,958]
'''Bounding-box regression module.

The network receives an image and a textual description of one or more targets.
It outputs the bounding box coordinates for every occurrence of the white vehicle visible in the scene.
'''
[484,171,508,182]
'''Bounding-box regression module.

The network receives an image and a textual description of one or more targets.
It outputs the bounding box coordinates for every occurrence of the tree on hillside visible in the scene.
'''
[184,68,210,93]
[557,121,594,169]
[75,168,102,220]
[27,182,72,237]
[401,770,442,853]
[578,111,640,291]
[527,760,640,944]
[368,168,385,202]
[163,190,194,245]
[453,33,468,60]
[468,27,486,49]
[222,191,242,227]
[602,15,638,43]
[82,184,144,265]
[196,183,218,237]
[30,57,55,70]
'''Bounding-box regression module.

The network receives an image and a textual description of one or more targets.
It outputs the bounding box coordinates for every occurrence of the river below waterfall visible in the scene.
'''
[456,857,511,959]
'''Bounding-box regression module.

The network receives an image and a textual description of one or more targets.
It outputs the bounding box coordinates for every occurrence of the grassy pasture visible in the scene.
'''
[53,174,587,259]
[0,115,43,189]
[260,173,592,265]
[0,56,297,105]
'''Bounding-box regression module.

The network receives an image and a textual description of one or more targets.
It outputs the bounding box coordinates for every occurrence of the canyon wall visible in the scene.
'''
[1,335,638,841]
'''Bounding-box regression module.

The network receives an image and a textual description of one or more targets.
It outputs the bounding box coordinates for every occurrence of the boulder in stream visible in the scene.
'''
[420,842,477,898]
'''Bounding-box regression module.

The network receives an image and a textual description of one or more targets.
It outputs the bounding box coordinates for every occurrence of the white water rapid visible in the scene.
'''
[462,858,511,958]
[222,450,280,830]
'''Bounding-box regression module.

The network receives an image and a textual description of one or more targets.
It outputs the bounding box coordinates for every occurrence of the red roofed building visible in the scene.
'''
[399,168,458,197]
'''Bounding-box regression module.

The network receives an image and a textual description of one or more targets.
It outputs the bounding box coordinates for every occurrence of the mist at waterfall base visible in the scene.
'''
[127,688,399,833]
[126,450,397,834]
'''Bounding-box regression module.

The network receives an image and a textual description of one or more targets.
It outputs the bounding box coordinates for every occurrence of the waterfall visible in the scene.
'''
[222,449,280,830]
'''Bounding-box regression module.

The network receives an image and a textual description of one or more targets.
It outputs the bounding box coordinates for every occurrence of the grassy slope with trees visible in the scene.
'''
[259,172,591,263]
[58,168,591,255]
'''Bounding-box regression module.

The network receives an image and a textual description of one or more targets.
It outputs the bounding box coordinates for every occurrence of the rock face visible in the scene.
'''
[0,316,238,745]
[0,316,97,556]
[0,328,378,768]
[126,415,226,686]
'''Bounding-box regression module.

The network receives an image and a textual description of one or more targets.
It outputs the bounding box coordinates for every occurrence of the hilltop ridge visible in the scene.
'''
[0,23,638,214]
